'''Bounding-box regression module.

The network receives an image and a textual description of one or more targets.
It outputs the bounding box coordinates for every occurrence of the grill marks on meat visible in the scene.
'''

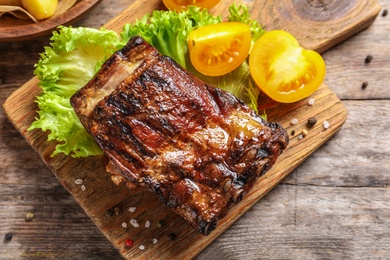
[71,36,289,235]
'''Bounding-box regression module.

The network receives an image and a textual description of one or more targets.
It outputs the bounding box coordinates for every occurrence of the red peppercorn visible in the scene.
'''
[125,239,134,248]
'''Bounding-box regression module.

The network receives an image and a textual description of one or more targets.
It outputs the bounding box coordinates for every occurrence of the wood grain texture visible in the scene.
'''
[1,0,388,259]
[251,0,381,53]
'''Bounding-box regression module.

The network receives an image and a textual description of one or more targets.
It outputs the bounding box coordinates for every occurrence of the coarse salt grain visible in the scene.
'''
[308,98,315,106]
[153,238,158,244]
[128,207,136,212]
[139,245,145,250]
[323,120,330,129]
[298,134,303,140]
[291,118,299,125]
[130,219,139,228]
[122,222,128,228]
[75,179,83,185]
[81,185,86,191]
[145,220,151,228]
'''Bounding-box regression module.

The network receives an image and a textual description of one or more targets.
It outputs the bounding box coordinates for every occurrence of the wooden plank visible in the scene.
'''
[2,0,381,259]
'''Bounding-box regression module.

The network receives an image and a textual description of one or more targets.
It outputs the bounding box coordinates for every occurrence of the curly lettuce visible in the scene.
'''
[29,26,122,157]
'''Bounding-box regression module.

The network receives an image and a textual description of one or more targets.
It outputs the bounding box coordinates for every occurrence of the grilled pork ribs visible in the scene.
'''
[71,36,289,235]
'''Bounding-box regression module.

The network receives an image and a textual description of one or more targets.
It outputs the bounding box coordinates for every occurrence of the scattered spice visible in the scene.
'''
[4,233,13,242]
[323,120,330,129]
[122,222,128,228]
[130,219,140,228]
[114,207,121,216]
[152,238,158,244]
[364,55,373,64]
[105,209,114,217]
[139,245,145,250]
[80,185,86,191]
[25,212,34,222]
[298,134,303,140]
[290,118,299,125]
[361,81,368,90]
[128,207,136,213]
[307,117,317,127]
[125,239,134,248]
[382,9,388,17]
[168,233,177,241]
[145,220,151,228]
[157,220,165,228]
[301,129,308,137]
[291,130,295,136]
[75,178,83,185]
[308,98,315,106]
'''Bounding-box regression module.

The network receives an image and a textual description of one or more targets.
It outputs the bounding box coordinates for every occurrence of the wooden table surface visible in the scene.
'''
[1,0,389,259]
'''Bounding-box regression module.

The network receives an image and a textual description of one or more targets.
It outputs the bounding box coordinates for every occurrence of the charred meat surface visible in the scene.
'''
[71,36,289,235]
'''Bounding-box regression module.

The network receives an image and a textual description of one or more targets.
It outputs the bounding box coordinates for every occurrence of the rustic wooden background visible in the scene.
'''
[1,0,390,259]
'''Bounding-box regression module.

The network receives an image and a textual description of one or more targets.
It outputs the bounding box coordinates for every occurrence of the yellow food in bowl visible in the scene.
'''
[21,0,58,20]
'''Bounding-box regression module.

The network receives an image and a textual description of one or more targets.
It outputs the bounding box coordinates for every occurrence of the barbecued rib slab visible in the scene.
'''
[71,36,289,235]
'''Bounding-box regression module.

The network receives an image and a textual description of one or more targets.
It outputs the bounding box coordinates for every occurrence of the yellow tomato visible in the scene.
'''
[249,30,326,103]
[188,22,251,76]
[162,0,221,11]
[22,0,58,20]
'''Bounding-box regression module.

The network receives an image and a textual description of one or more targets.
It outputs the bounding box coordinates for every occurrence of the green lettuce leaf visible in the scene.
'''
[29,26,122,157]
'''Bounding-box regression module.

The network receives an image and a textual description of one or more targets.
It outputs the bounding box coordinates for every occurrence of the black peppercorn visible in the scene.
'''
[365,55,373,64]
[382,9,388,17]
[4,233,13,242]
[291,130,295,136]
[105,209,114,217]
[168,233,177,241]
[307,117,317,127]
[361,81,368,90]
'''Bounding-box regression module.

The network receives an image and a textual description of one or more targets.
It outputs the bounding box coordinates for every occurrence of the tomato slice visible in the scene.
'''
[249,30,326,103]
[162,0,221,11]
[188,22,251,76]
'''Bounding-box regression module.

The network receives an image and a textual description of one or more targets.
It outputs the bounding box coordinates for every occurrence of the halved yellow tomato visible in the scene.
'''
[162,0,221,11]
[188,22,251,76]
[249,30,326,103]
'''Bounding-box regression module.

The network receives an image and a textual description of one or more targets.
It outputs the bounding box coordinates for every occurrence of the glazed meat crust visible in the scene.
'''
[71,36,289,235]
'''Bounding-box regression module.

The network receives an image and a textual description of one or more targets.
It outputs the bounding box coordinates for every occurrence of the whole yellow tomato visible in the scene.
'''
[22,0,58,20]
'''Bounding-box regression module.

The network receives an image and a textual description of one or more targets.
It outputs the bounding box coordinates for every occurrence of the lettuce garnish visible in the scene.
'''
[29,26,122,157]
[30,4,265,158]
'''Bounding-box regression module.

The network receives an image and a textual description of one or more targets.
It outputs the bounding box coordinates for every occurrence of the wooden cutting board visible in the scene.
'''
[2,0,380,259]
